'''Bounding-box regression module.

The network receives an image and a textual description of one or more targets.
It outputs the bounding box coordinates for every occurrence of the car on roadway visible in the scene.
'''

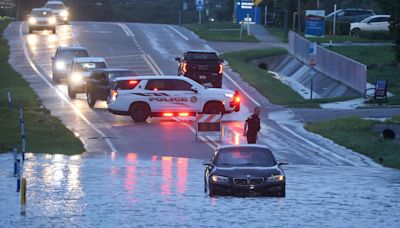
[350,15,391,36]
[51,46,89,84]
[86,68,137,108]
[203,145,288,197]
[107,75,241,122]
[325,8,375,23]
[175,51,224,88]
[27,8,57,33]
[44,1,69,24]
[67,57,107,99]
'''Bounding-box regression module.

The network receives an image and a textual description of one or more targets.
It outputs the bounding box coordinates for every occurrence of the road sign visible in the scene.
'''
[308,42,317,66]
[196,0,204,11]
[235,0,260,24]
[252,0,263,6]
[305,10,325,38]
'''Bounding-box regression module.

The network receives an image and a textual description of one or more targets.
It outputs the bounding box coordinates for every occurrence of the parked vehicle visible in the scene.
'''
[350,15,390,36]
[326,9,375,23]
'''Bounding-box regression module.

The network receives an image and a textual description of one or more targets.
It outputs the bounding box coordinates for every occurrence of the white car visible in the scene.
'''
[350,15,390,36]
[107,76,241,122]
[44,1,69,24]
[67,57,107,99]
[28,8,56,33]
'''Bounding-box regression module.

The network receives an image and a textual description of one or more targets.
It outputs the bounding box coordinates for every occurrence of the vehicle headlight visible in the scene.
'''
[60,10,68,17]
[211,175,230,183]
[55,61,66,70]
[48,17,57,25]
[224,93,234,98]
[28,17,37,25]
[70,73,83,84]
[267,175,285,182]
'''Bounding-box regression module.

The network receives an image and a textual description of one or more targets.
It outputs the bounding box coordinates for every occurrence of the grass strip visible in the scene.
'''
[184,22,258,42]
[305,116,400,169]
[221,48,357,108]
[0,20,84,155]
[328,46,400,105]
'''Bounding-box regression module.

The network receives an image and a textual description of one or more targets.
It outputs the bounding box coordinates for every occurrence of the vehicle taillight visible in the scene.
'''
[115,80,140,90]
[178,112,189,117]
[111,90,118,101]
[230,90,240,112]
[182,62,188,73]
[163,113,174,117]
[218,63,223,74]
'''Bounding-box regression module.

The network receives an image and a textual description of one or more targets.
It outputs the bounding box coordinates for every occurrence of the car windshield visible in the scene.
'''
[215,147,277,167]
[107,71,136,79]
[75,62,106,72]
[45,4,65,10]
[185,52,218,61]
[57,50,89,60]
[31,11,53,17]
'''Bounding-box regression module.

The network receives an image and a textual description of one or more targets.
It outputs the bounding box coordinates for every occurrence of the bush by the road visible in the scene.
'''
[358,30,393,40]
[305,116,400,169]
[0,20,84,155]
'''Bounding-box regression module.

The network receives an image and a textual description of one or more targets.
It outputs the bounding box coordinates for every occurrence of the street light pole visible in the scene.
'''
[297,0,301,33]
[284,0,289,38]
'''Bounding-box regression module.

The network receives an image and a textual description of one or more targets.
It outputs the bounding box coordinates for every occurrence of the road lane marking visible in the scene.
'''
[144,54,164,75]
[19,22,117,153]
[166,25,189,41]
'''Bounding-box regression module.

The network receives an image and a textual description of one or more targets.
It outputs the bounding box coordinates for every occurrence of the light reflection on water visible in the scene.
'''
[1,153,400,227]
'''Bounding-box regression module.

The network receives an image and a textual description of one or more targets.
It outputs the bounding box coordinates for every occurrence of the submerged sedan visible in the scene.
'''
[204,145,288,197]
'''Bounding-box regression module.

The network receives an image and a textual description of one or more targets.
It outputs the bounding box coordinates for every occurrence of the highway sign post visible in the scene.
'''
[305,10,325,38]
[308,42,317,99]
[196,0,204,24]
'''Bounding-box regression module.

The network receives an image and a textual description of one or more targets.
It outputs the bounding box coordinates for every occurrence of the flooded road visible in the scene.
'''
[1,153,400,227]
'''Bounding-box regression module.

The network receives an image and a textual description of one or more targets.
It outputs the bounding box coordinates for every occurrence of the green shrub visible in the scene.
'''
[325,21,350,35]
[358,30,393,40]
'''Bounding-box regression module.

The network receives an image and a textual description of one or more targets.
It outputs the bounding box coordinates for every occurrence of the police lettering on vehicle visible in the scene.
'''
[149,97,189,102]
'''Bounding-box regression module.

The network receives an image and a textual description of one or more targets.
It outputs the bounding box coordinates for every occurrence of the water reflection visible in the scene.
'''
[161,156,172,196]
[124,153,137,194]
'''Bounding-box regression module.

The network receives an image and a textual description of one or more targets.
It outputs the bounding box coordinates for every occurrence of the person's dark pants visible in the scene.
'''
[247,135,257,144]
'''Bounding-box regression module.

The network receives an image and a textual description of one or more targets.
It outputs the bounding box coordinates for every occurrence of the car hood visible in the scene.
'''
[212,166,282,178]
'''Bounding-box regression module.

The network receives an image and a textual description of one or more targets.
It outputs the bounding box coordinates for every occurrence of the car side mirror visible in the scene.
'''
[278,160,289,166]
[191,86,198,93]
[202,160,212,166]
[174,57,181,62]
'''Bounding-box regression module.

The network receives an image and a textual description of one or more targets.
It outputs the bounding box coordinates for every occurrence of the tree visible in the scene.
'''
[380,0,400,63]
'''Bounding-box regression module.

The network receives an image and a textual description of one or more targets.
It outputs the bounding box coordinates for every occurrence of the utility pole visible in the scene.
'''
[15,0,21,20]
[284,0,289,38]
[297,0,301,33]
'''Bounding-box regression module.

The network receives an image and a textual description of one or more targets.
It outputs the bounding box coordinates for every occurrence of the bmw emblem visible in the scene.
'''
[190,96,197,103]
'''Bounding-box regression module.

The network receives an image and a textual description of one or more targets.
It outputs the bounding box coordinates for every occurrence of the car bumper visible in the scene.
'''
[211,182,285,196]
[29,25,55,29]
[184,73,222,87]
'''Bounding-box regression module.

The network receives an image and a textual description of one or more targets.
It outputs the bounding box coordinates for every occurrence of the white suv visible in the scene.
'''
[107,76,241,122]
[67,57,107,99]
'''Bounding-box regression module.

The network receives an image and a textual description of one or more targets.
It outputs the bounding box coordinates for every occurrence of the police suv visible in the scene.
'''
[107,76,240,122]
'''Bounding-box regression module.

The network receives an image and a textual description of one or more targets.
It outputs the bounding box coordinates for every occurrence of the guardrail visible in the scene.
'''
[288,31,367,94]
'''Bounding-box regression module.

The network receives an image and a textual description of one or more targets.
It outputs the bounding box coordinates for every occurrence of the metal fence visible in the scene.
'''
[288,31,367,94]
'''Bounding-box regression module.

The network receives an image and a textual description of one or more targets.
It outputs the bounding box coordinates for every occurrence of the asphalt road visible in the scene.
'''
[2,21,400,227]
[4,21,381,167]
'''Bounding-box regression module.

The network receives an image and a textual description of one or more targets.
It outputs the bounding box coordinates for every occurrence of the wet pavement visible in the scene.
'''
[1,153,400,227]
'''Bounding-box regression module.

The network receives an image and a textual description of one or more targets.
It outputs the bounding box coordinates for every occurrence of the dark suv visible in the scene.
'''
[175,51,224,88]
[326,9,375,23]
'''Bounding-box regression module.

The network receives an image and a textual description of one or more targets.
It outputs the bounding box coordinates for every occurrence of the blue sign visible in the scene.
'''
[305,10,325,38]
[235,0,260,24]
[196,0,204,11]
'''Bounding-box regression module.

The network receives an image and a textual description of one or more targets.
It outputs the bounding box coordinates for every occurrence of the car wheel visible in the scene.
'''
[204,102,224,114]
[129,103,150,122]
[53,74,60,84]
[86,92,96,108]
[52,27,56,34]
[351,28,361,36]
[68,85,76,99]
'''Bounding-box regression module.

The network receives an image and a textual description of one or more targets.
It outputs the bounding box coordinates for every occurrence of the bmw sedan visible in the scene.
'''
[204,145,288,197]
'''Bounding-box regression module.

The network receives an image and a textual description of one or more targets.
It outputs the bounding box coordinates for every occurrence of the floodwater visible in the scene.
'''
[1,153,400,227]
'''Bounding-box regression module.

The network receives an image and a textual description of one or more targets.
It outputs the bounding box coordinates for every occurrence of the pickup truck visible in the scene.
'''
[175,51,224,88]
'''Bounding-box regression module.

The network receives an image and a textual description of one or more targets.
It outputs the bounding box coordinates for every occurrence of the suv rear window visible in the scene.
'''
[185,52,218,61]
